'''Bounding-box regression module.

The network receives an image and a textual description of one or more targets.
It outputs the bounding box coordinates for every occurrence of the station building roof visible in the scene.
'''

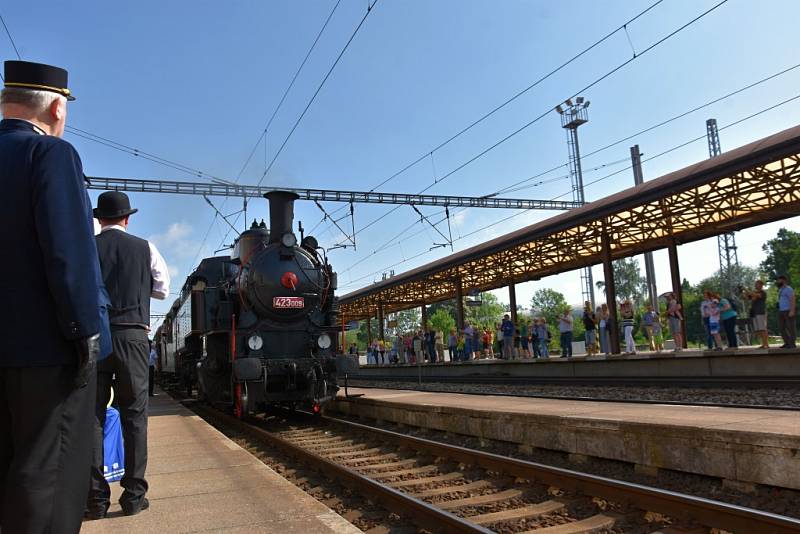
[338,124,800,320]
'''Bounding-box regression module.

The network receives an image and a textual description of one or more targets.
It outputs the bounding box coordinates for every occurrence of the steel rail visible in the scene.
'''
[344,381,800,411]
[192,404,492,533]
[347,373,800,387]
[322,414,800,534]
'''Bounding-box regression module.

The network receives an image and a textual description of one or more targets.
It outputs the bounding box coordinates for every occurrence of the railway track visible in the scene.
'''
[348,373,800,388]
[193,404,800,533]
[342,379,800,411]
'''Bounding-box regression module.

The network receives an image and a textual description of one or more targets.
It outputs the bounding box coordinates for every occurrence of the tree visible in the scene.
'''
[428,300,455,317]
[391,308,421,335]
[530,288,569,325]
[354,317,377,348]
[530,288,581,341]
[761,228,800,284]
[465,292,504,329]
[429,308,455,335]
[693,264,762,298]
[595,257,646,303]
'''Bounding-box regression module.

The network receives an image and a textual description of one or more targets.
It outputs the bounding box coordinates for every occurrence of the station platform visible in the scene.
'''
[82,390,359,534]
[331,387,800,491]
[347,347,800,382]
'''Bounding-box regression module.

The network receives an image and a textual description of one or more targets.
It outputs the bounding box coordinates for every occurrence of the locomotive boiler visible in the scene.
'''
[156,191,339,417]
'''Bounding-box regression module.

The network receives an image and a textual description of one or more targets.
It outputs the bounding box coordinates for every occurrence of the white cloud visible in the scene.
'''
[148,221,198,260]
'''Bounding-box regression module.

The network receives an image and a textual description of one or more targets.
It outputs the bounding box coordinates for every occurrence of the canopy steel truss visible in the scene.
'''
[85,176,582,211]
[338,124,800,321]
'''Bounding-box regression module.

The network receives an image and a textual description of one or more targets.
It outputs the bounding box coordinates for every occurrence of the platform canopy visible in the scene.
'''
[338,124,800,321]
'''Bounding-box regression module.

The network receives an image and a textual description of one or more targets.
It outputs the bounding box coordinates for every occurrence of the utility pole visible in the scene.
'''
[556,97,594,309]
[706,119,738,293]
[630,145,658,307]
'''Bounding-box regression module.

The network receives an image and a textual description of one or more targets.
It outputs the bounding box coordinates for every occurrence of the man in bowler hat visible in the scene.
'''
[86,191,170,518]
[0,60,110,533]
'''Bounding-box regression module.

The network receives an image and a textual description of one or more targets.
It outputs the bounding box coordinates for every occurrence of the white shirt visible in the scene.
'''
[17,119,47,135]
[99,225,170,300]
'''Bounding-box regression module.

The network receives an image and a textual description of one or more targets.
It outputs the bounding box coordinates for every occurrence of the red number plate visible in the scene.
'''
[273,296,305,309]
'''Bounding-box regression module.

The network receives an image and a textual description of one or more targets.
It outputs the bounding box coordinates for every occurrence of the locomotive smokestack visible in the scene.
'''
[264,190,300,244]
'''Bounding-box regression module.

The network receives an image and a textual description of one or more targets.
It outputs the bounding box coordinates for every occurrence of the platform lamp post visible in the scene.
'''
[556,97,595,309]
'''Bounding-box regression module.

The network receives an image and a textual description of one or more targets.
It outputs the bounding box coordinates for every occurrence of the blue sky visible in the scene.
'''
[4,0,800,324]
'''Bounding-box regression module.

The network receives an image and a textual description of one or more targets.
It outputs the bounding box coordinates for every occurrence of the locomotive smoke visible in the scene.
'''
[264,190,300,243]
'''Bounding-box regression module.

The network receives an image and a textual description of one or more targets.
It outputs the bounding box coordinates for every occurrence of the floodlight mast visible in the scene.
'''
[557,96,595,309]
[707,118,739,298]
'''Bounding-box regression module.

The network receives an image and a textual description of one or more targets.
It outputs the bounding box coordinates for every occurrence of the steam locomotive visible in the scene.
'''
[154,191,340,417]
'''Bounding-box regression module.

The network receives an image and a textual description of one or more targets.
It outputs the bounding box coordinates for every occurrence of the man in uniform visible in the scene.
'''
[0,60,103,533]
[87,191,169,518]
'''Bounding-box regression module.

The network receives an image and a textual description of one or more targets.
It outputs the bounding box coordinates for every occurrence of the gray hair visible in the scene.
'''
[0,87,64,113]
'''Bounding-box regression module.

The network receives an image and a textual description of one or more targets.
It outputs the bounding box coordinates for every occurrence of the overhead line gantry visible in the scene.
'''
[85,177,583,211]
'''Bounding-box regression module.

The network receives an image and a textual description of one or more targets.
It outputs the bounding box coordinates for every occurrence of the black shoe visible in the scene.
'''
[84,507,108,520]
[122,498,149,516]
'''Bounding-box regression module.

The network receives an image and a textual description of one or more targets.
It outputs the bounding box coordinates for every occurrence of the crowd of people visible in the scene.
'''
[356,313,555,364]
[357,276,798,365]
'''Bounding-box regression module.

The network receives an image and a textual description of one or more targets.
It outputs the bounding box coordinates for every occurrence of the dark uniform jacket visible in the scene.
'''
[0,119,103,366]
[96,230,152,328]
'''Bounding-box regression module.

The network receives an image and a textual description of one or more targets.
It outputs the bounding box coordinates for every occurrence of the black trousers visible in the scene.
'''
[88,327,149,512]
[148,365,155,396]
[779,311,797,346]
[0,364,95,534]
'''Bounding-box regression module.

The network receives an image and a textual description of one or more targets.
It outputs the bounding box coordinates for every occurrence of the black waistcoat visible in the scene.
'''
[96,229,152,327]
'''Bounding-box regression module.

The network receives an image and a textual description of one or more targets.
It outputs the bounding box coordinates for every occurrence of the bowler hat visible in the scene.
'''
[94,191,138,219]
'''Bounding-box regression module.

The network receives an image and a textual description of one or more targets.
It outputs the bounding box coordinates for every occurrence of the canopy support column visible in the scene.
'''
[508,282,518,326]
[668,239,688,348]
[455,278,465,331]
[377,302,385,341]
[601,228,620,354]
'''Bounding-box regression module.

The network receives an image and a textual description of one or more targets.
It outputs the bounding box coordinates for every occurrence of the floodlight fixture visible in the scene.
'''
[584,100,590,108]
[555,105,564,114]
[576,97,584,104]
[565,98,573,106]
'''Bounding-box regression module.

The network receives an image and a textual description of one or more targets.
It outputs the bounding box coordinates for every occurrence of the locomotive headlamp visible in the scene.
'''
[247,335,263,351]
[317,333,332,350]
[280,232,297,248]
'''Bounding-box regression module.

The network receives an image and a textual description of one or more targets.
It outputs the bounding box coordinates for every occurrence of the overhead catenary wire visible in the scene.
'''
[334,57,800,272]
[315,0,666,230]
[552,91,800,199]
[215,0,380,252]
[0,9,233,187]
[195,0,345,261]
[65,126,231,182]
[335,156,655,276]
[0,12,21,60]
[315,200,356,249]
[490,61,800,197]
[367,0,665,193]
[251,0,380,191]
[338,0,731,246]
[337,92,800,291]
[233,0,343,183]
